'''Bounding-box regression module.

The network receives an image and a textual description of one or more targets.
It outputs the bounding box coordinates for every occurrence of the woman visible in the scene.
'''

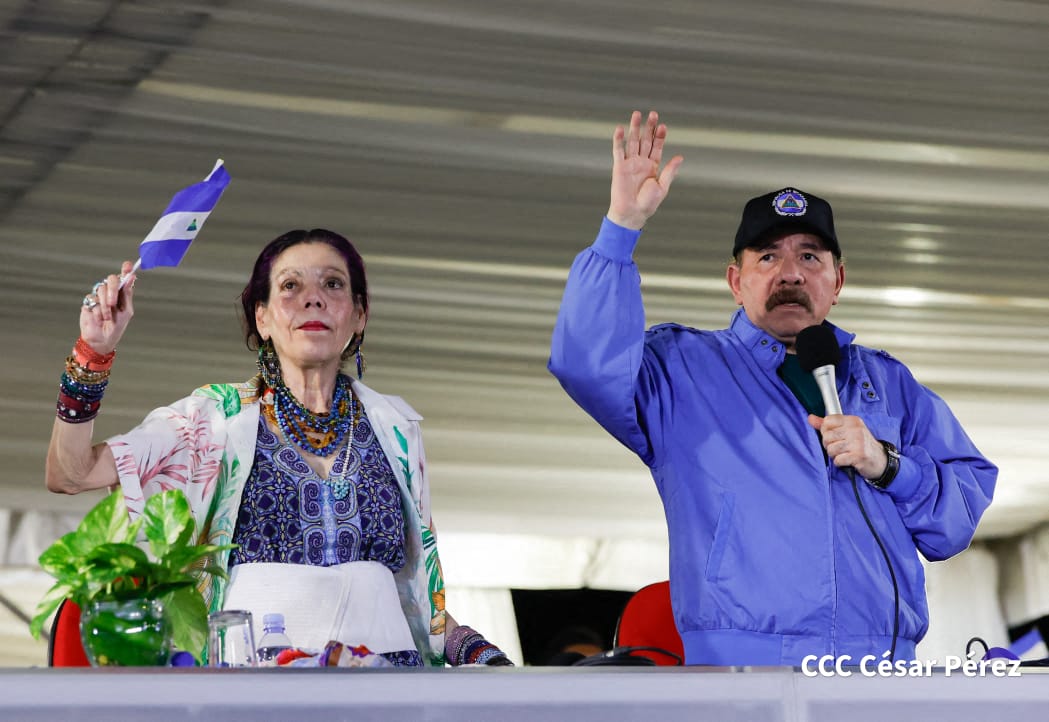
[46,228,510,667]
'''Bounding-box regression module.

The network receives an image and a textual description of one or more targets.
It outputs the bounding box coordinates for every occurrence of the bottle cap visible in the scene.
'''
[263,612,285,630]
[168,651,197,667]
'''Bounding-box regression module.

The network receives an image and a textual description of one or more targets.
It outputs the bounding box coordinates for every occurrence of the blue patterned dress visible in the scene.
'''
[230,408,422,667]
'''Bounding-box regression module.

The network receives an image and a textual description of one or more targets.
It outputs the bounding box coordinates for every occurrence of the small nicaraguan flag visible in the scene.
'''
[138,159,231,270]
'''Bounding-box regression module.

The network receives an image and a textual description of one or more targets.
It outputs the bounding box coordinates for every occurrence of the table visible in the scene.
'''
[1,665,1047,721]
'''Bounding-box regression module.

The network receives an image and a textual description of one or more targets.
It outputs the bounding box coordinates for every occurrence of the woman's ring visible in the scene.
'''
[92,281,106,294]
[82,294,98,309]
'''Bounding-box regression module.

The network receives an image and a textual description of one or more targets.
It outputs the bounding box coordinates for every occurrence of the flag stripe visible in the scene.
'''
[161,166,230,214]
[138,161,231,270]
[139,238,193,269]
[141,211,211,244]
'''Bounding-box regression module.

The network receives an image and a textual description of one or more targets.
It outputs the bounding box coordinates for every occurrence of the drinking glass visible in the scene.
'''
[207,609,257,668]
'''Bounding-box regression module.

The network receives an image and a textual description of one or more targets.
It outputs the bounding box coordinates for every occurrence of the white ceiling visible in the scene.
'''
[2,0,1048,546]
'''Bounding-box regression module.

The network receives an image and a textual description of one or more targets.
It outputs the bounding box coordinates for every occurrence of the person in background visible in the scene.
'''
[47,227,512,667]
[541,625,606,666]
[548,110,997,666]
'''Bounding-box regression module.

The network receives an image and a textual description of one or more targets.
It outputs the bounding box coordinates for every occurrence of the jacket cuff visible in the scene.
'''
[592,216,642,262]
[884,455,921,502]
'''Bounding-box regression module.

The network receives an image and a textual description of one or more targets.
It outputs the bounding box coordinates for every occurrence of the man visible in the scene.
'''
[548,110,997,666]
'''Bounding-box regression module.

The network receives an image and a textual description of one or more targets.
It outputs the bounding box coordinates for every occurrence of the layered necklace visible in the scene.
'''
[263,373,359,460]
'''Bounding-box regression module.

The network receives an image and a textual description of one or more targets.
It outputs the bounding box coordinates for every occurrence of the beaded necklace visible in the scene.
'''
[263,373,358,459]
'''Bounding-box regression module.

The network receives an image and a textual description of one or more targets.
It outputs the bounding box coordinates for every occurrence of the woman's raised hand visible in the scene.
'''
[606,110,684,230]
[79,260,136,355]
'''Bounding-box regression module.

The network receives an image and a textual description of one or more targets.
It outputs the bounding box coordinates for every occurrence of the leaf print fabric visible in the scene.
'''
[106,378,447,665]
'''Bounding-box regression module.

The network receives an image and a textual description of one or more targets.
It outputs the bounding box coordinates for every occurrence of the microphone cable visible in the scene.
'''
[848,470,900,662]
[573,646,683,666]
[796,325,900,662]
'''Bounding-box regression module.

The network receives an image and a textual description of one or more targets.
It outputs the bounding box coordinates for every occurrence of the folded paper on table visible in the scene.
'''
[222,561,415,655]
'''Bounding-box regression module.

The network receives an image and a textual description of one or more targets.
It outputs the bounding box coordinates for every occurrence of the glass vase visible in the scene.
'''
[79,598,172,667]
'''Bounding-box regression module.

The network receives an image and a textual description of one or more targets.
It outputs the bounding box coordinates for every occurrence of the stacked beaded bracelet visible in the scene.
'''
[56,338,114,424]
[444,624,513,667]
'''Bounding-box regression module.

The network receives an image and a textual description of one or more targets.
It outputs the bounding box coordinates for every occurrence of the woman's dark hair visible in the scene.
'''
[239,228,369,357]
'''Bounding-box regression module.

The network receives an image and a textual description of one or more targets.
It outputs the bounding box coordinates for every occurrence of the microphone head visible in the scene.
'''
[795,324,841,372]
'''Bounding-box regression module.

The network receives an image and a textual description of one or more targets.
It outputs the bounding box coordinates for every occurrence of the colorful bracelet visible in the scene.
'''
[60,370,108,397]
[56,365,109,424]
[73,337,116,372]
[56,389,103,423]
[444,625,513,667]
[65,355,111,385]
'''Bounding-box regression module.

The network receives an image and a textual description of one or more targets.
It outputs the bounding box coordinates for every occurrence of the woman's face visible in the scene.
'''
[255,242,366,374]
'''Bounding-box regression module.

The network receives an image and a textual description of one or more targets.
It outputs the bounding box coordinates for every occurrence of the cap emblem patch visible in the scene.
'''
[772,189,807,217]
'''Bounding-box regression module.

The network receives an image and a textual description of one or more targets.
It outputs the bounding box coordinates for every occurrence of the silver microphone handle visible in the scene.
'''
[812,365,843,415]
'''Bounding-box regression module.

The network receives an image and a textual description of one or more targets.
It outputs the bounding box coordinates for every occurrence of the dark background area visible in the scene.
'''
[512,587,633,666]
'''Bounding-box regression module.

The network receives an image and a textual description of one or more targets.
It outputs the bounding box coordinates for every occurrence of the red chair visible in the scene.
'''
[614,581,684,666]
[48,599,91,667]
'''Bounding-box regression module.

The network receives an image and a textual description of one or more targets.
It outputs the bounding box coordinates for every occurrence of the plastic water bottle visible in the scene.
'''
[256,613,293,666]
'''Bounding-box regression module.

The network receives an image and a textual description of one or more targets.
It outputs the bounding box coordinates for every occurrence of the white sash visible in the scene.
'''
[222,561,416,655]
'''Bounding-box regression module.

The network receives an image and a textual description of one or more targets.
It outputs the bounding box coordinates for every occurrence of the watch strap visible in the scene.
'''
[867,440,900,490]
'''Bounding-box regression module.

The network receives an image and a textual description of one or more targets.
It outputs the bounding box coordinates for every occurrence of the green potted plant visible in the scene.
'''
[30,489,233,665]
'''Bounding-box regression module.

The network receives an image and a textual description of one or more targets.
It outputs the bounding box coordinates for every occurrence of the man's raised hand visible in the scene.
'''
[607,110,684,230]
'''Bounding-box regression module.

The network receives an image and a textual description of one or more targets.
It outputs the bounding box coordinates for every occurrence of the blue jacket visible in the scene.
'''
[548,218,997,666]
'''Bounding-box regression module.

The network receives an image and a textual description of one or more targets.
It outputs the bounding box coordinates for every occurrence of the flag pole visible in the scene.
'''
[118,259,142,290]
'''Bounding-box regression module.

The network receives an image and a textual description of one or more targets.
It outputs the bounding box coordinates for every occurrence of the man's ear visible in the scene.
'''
[831,261,846,305]
[726,263,744,305]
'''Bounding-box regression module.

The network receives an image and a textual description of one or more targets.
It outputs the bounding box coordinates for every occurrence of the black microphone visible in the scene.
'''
[795,324,842,415]
[796,324,854,481]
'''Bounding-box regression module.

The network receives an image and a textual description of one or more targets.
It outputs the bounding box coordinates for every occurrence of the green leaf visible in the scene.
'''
[29,583,75,640]
[37,534,81,580]
[197,560,231,582]
[125,517,144,545]
[142,490,194,561]
[160,544,234,576]
[71,493,132,555]
[142,580,195,599]
[394,426,408,454]
[161,586,209,662]
[84,542,149,568]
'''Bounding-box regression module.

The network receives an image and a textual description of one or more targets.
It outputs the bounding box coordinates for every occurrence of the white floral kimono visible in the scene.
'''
[107,376,447,666]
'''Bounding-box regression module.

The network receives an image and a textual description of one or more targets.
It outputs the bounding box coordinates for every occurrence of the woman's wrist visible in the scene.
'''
[73,337,116,372]
[57,339,113,424]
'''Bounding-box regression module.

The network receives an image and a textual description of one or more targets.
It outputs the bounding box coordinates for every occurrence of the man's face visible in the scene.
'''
[726,233,845,350]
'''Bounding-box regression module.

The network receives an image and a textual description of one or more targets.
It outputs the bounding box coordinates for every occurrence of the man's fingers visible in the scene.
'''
[611,124,625,161]
[639,111,658,158]
[626,110,642,155]
[650,123,668,164]
[658,155,684,191]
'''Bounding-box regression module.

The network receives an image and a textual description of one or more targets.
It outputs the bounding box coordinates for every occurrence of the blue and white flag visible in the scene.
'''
[138,159,231,270]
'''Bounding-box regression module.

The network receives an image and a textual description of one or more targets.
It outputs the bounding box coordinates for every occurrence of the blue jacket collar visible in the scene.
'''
[728,307,855,371]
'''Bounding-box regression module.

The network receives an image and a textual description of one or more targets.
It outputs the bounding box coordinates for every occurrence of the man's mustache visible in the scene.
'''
[766,288,813,313]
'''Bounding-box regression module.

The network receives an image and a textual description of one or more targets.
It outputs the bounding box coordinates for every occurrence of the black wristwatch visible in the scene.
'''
[866,440,900,490]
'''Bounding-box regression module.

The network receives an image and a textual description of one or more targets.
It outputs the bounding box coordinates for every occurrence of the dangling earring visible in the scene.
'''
[257,338,283,387]
[350,332,366,380]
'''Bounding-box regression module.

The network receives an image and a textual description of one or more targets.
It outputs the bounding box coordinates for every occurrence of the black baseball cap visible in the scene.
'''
[732,187,840,258]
